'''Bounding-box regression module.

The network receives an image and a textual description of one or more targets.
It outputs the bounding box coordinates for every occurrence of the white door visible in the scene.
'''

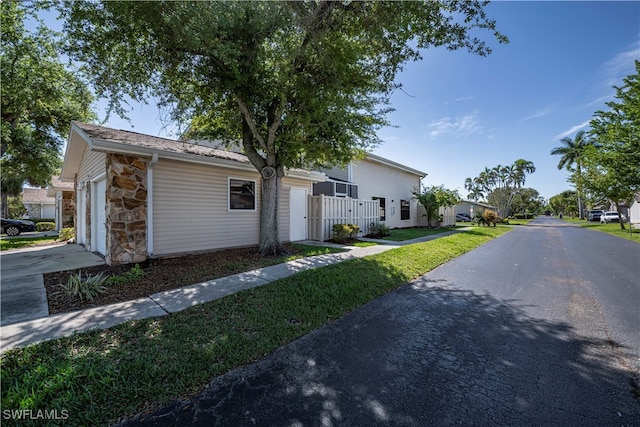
[77,189,86,245]
[289,188,308,241]
[93,179,107,255]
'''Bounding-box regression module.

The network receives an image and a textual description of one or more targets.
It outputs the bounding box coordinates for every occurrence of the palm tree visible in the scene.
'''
[550,130,595,219]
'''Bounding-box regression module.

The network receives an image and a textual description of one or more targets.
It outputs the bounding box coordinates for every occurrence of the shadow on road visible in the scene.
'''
[118,277,640,426]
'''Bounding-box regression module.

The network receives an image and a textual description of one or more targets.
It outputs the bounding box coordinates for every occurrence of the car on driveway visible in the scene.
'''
[456,213,472,222]
[600,211,626,223]
[1,218,36,236]
[587,210,604,222]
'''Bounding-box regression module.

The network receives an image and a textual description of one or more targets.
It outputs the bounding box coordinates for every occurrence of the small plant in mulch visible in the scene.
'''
[55,271,110,301]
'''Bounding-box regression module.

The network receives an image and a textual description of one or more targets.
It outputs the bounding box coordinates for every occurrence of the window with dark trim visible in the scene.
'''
[229,178,256,210]
[400,199,410,220]
[373,197,386,221]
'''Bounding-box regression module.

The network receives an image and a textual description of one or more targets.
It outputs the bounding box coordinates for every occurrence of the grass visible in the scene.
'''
[563,218,640,242]
[0,235,59,251]
[382,226,455,241]
[0,226,509,426]
[505,218,533,226]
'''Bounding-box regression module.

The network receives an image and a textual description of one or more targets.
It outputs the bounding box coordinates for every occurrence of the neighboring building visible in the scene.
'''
[315,153,427,230]
[22,188,55,219]
[47,176,75,231]
[60,122,326,265]
[455,200,497,218]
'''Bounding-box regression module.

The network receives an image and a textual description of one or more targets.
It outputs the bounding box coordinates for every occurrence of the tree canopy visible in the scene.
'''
[413,184,460,226]
[58,0,506,253]
[464,159,536,217]
[1,0,94,217]
[550,130,598,219]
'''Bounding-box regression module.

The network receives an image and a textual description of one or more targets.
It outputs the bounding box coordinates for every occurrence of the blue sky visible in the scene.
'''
[46,1,639,201]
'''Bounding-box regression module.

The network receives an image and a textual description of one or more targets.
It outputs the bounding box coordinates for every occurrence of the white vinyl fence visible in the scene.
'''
[308,195,380,241]
[417,205,456,227]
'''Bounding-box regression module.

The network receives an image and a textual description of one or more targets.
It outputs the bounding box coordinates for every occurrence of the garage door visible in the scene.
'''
[93,179,106,255]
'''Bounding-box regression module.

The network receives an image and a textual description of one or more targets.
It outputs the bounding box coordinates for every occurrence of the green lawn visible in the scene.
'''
[0,235,59,251]
[1,226,509,426]
[563,218,639,242]
[505,218,533,226]
[382,226,455,241]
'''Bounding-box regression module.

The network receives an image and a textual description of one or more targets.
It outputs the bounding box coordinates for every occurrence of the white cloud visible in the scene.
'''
[520,105,553,122]
[601,38,639,86]
[426,112,482,139]
[455,96,474,102]
[553,120,590,141]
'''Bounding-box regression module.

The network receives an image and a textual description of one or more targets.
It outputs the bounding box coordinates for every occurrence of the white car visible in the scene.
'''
[600,211,626,223]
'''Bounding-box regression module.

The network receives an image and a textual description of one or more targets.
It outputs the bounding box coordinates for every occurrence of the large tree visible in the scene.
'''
[550,130,597,219]
[0,0,94,217]
[585,61,640,229]
[59,0,506,254]
[466,159,535,217]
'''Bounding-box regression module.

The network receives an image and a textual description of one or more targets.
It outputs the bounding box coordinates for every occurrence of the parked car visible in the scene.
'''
[600,211,626,223]
[1,218,36,236]
[587,210,604,222]
[456,213,472,222]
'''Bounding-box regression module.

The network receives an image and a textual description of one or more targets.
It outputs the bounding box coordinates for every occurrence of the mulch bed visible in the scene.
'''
[44,244,303,315]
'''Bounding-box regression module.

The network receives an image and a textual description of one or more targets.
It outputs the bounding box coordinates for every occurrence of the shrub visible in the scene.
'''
[106,264,145,286]
[367,222,391,238]
[332,223,360,243]
[35,222,56,232]
[58,271,109,301]
[483,210,499,227]
[59,227,75,241]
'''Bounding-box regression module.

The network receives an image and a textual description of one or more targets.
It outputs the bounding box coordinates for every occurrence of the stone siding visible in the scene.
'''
[61,191,75,228]
[105,154,148,265]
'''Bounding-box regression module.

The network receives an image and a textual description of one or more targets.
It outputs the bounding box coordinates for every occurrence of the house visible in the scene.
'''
[47,176,75,231]
[454,200,497,219]
[61,122,327,265]
[22,188,55,219]
[315,153,427,230]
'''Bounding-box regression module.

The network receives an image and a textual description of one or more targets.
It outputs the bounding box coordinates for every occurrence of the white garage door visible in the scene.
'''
[93,179,107,255]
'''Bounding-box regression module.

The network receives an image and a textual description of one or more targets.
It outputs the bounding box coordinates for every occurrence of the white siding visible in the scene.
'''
[351,159,421,229]
[152,159,314,256]
[152,159,260,256]
[78,148,106,182]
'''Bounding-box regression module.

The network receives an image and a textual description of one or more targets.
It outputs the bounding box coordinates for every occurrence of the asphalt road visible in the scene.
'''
[120,217,640,426]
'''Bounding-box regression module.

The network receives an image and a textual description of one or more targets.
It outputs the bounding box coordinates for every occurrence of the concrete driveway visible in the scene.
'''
[1,244,105,326]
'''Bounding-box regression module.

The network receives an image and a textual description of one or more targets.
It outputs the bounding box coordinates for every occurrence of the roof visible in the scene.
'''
[22,188,54,204]
[47,176,74,197]
[61,122,326,182]
[365,153,427,178]
[458,200,497,210]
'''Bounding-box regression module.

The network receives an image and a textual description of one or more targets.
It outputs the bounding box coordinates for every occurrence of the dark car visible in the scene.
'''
[456,213,472,222]
[587,210,604,222]
[1,218,36,236]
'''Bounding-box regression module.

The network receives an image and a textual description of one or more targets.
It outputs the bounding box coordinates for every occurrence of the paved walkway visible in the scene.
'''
[0,230,465,352]
[0,244,105,327]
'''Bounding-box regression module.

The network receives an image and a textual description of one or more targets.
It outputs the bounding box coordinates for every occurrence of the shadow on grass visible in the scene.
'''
[115,277,640,426]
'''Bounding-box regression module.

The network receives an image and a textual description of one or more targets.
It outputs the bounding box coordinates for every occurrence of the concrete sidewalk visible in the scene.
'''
[0,229,464,352]
[1,244,106,327]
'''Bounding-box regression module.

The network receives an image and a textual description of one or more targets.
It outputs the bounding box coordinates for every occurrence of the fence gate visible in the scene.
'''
[308,195,379,241]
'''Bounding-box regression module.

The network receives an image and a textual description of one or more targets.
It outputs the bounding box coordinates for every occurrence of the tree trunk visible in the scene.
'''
[615,201,626,230]
[258,169,286,255]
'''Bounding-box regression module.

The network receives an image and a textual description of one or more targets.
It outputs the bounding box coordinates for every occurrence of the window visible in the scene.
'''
[373,197,386,221]
[229,178,256,210]
[401,199,410,220]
